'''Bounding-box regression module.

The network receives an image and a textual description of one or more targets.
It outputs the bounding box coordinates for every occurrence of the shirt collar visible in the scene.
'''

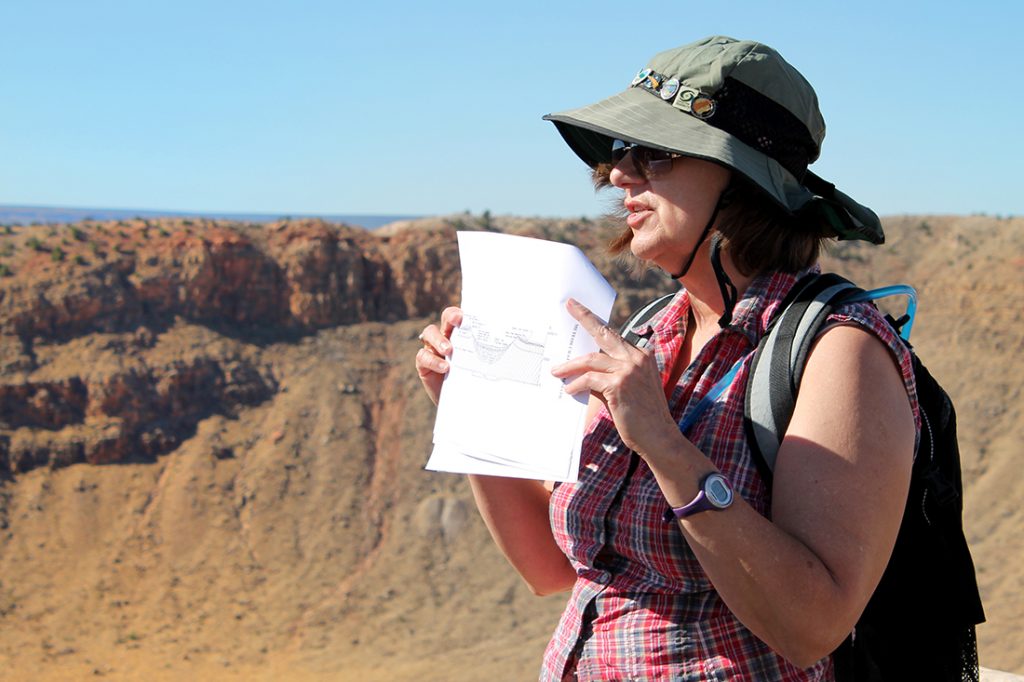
[623,289,688,344]
[625,266,821,349]
[726,265,820,346]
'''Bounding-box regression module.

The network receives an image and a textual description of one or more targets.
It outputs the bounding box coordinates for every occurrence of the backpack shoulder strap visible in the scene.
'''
[619,292,677,348]
[744,273,861,481]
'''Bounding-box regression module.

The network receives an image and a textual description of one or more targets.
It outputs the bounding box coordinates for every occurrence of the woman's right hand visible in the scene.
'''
[415,306,463,405]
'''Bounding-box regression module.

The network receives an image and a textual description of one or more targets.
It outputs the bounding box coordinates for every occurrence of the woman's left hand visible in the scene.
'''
[551,298,678,455]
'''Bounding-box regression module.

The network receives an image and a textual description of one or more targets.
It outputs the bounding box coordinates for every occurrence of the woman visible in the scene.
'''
[415,36,917,680]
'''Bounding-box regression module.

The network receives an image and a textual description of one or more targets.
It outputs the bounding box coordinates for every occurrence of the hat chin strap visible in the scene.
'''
[710,234,738,328]
[665,190,738,329]
[667,195,724,280]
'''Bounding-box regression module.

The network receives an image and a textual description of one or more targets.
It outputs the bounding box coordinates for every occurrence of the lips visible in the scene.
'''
[625,198,648,213]
[626,210,650,229]
[625,199,652,229]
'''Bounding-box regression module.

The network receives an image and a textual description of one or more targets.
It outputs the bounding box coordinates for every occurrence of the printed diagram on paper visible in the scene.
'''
[450,314,554,387]
[425,230,616,483]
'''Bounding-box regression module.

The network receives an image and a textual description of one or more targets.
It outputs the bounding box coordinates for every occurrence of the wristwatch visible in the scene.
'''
[663,472,735,521]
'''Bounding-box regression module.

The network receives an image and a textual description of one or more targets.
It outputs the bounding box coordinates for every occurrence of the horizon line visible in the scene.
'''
[0,203,429,230]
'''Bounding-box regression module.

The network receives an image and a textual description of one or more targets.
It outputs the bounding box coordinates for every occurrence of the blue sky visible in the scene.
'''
[1,0,1021,219]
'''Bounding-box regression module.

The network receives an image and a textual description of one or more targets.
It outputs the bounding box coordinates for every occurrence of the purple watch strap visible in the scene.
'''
[663,473,734,521]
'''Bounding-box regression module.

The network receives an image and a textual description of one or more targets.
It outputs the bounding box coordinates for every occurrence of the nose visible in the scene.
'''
[609,151,644,189]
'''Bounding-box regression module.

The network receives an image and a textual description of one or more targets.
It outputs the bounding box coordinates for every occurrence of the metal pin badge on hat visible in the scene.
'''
[671,86,701,112]
[631,68,652,86]
[691,96,717,119]
[672,87,716,119]
[660,77,681,101]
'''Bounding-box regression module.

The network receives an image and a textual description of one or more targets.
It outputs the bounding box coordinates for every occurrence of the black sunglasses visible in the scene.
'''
[610,139,680,178]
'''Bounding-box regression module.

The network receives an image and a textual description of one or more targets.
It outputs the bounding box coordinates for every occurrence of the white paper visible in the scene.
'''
[425,231,616,482]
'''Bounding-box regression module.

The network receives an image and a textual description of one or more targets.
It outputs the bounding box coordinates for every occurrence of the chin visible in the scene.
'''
[628,237,660,264]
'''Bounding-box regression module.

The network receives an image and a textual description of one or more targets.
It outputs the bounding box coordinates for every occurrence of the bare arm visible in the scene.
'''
[671,325,913,664]
[415,307,576,596]
[468,475,576,596]
[554,301,915,666]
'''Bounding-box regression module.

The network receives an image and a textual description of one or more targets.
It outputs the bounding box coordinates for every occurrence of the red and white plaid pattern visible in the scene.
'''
[541,268,920,681]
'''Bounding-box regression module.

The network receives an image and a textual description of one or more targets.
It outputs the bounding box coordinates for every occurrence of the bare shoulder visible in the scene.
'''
[805,322,908,390]
[770,322,916,597]
[782,322,915,471]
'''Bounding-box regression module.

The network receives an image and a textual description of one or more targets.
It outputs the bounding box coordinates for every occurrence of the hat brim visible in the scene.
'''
[544,87,812,212]
[544,87,884,243]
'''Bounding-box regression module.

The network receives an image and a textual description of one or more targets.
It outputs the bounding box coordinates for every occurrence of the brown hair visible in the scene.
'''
[591,163,830,275]
[591,164,634,255]
[715,179,831,275]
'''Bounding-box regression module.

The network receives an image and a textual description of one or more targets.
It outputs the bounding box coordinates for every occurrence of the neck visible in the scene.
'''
[678,247,756,332]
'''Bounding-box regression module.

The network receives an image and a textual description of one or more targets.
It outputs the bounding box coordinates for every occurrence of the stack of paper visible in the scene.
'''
[425,231,616,483]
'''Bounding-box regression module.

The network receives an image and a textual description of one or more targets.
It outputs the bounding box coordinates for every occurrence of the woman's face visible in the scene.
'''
[609,149,731,276]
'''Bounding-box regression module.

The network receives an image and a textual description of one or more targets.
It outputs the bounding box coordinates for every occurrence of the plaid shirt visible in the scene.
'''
[541,268,920,681]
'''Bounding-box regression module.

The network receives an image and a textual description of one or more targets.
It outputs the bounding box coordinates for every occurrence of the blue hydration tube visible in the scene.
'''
[843,285,918,341]
[677,283,919,434]
[678,359,744,434]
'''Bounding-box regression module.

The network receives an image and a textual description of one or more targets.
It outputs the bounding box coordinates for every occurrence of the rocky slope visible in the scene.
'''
[0,217,460,472]
[0,214,1020,680]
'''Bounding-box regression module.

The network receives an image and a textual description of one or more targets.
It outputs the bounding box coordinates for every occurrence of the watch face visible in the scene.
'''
[706,474,734,508]
[664,473,735,522]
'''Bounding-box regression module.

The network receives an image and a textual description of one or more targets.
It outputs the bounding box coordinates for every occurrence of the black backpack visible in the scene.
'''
[621,273,985,681]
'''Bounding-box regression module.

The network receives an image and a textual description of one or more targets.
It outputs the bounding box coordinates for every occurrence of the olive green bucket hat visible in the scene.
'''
[543,35,884,243]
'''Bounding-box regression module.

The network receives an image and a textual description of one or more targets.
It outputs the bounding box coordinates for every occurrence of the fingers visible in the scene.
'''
[419,324,452,356]
[419,306,462,357]
[415,307,463,406]
[550,351,619,398]
[440,306,463,337]
[416,346,449,377]
[566,298,630,356]
[417,303,462,356]
[551,351,617,379]
[560,372,611,399]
